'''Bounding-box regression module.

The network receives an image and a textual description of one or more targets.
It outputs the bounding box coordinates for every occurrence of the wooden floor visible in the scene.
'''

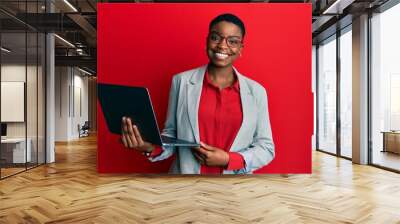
[1,135,400,223]
[1,163,45,178]
[0,167,26,178]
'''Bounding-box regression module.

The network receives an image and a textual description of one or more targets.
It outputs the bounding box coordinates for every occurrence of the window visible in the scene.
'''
[317,35,337,154]
[371,2,400,171]
[339,27,352,158]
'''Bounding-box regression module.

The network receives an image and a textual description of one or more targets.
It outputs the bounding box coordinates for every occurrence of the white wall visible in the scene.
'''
[1,65,25,129]
[55,66,69,141]
[312,45,316,150]
[72,73,89,138]
[1,65,39,138]
[55,66,89,141]
[1,63,46,164]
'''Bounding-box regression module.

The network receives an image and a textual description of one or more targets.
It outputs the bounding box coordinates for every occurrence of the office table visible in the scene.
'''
[1,138,32,164]
[381,131,400,154]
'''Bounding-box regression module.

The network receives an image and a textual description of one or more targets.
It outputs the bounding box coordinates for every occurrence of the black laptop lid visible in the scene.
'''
[98,83,162,146]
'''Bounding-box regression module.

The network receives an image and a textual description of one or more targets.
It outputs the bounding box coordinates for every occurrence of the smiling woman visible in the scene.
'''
[120,13,275,174]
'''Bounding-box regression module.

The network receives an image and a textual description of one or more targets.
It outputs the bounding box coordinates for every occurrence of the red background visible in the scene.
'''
[97,3,312,173]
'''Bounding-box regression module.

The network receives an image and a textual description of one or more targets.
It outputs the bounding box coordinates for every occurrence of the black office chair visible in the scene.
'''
[79,121,90,138]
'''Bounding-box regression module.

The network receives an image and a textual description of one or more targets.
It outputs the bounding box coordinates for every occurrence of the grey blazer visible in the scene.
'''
[149,65,275,174]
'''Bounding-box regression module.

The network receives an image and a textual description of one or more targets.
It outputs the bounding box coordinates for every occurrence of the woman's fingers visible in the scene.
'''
[194,147,209,158]
[126,118,138,147]
[192,147,210,166]
[200,141,214,151]
[193,152,205,165]
[121,134,128,147]
[121,117,129,134]
[125,132,135,148]
[120,116,149,151]
[121,117,131,148]
[133,125,144,146]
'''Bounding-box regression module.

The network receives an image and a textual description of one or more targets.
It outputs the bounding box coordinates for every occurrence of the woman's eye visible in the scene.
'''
[210,34,220,42]
[228,39,240,46]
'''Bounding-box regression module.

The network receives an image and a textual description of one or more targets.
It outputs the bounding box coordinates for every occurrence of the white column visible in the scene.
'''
[46,33,55,163]
[352,14,369,164]
[45,1,55,163]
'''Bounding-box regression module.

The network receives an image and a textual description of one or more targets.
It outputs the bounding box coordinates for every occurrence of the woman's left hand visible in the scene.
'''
[192,142,229,167]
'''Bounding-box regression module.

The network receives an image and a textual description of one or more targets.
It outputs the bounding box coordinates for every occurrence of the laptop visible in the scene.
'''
[98,83,200,147]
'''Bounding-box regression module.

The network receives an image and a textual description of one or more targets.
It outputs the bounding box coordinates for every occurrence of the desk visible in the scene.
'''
[382,131,400,154]
[1,138,31,163]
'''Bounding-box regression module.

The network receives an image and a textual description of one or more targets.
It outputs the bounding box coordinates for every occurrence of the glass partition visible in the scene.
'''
[0,1,46,179]
[27,30,38,169]
[1,30,28,177]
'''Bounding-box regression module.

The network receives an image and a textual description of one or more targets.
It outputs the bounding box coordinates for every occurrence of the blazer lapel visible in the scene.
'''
[230,68,253,151]
[187,65,207,143]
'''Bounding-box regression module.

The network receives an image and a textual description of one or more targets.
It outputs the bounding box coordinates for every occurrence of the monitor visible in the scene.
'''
[1,123,7,137]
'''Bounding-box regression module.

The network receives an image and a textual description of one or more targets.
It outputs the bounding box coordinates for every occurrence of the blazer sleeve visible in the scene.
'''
[147,76,179,162]
[234,88,275,174]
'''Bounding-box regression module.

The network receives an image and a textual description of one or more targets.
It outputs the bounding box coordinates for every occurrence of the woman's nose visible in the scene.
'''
[217,39,229,49]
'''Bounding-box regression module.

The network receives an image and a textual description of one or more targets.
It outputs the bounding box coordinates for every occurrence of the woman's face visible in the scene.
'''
[206,21,243,68]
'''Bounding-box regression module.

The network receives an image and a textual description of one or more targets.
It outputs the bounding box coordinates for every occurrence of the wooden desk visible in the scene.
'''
[382,131,400,154]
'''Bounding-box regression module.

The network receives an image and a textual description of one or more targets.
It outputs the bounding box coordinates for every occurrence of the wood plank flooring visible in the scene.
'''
[0,134,400,223]
[1,167,26,178]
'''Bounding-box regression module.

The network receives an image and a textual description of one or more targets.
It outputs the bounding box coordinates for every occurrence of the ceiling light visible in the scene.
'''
[54,34,75,48]
[322,0,355,15]
[78,67,93,76]
[63,0,78,12]
[1,47,11,53]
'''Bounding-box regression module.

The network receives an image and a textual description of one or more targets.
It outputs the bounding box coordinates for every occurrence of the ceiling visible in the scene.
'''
[0,0,394,75]
[0,0,97,74]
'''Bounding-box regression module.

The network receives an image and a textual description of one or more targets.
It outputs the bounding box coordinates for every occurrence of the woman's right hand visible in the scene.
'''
[121,116,154,153]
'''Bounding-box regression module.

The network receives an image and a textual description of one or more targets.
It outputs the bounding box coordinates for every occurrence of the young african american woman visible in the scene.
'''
[121,13,275,174]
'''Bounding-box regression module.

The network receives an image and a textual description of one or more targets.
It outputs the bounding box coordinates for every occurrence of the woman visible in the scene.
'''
[121,13,274,174]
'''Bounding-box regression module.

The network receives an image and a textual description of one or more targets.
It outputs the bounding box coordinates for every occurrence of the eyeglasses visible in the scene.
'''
[208,32,243,48]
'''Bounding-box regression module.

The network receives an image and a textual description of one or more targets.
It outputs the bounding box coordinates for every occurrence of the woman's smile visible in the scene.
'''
[214,51,230,60]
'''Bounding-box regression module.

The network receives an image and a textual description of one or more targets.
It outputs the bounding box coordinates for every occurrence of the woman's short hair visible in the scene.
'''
[209,13,246,38]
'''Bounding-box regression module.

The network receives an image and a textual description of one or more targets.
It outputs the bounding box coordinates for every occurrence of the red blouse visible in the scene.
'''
[198,71,244,174]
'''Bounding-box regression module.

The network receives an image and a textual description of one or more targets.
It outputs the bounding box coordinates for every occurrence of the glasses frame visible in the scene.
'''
[208,31,243,48]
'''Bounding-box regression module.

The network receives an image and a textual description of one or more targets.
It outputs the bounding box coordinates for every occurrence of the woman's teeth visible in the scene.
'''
[215,52,229,59]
